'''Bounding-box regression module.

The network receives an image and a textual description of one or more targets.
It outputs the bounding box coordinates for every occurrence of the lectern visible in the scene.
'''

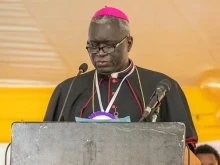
[10,122,200,165]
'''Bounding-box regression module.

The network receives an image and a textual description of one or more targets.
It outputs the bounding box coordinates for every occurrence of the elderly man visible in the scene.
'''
[44,6,198,151]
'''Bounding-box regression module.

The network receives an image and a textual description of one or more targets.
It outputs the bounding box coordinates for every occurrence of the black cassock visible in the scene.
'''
[44,63,198,150]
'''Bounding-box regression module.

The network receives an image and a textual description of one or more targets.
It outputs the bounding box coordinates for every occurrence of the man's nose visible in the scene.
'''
[97,48,107,56]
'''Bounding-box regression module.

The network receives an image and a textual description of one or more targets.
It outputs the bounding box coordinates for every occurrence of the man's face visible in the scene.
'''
[87,21,133,75]
[196,153,218,165]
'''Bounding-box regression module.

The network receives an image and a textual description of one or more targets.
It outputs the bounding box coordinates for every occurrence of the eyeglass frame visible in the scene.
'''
[86,36,129,54]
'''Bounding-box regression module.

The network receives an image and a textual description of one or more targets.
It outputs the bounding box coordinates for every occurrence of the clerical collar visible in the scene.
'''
[98,60,134,79]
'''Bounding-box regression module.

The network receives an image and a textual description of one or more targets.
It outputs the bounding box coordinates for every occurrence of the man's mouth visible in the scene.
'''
[96,61,108,67]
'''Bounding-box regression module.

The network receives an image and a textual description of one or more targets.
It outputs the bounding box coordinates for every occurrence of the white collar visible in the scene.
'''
[110,61,133,78]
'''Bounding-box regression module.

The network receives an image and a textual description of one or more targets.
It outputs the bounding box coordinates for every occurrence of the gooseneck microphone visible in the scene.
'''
[57,63,88,122]
[139,79,171,122]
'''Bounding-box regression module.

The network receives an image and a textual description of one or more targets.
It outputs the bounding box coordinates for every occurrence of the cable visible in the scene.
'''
[5,143,11,165]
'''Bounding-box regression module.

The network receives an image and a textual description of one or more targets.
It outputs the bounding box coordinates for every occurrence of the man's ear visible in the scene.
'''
[127,36,133,52]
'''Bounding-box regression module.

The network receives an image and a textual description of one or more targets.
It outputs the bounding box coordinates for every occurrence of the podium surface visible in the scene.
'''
[11,122,186,165]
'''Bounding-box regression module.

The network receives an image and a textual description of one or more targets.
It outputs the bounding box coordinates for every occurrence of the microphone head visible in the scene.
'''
[79,63,88,73]
[156,79,171,92]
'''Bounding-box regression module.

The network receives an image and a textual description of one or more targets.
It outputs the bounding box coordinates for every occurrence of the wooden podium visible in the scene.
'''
[10,122,200,165]
[184,146,201,165]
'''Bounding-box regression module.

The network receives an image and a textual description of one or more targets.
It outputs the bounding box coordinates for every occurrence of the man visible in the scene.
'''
[44,6,198,150]
[196,144,220,165]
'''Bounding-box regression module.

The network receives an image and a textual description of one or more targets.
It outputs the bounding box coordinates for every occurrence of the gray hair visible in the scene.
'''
[90,16,130,36]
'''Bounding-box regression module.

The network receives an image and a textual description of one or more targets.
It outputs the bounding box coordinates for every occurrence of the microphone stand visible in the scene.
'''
[151,102,161,122]
[139,102,161,122]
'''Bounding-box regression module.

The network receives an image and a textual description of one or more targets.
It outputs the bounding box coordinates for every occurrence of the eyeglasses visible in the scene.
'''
[86,36,128,54]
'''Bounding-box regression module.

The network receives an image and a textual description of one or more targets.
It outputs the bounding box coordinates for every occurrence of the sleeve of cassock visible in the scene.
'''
[43,84,62,121]
[162,80,198,151]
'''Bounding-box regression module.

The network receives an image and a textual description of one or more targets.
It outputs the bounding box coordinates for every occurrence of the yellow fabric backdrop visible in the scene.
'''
[0,87,219,143]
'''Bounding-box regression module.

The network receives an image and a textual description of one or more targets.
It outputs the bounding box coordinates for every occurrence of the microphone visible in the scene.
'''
[139,79,171,122]
[57,63,88,122]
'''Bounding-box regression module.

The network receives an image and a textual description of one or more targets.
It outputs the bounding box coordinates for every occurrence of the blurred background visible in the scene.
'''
[0,0,220,164]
